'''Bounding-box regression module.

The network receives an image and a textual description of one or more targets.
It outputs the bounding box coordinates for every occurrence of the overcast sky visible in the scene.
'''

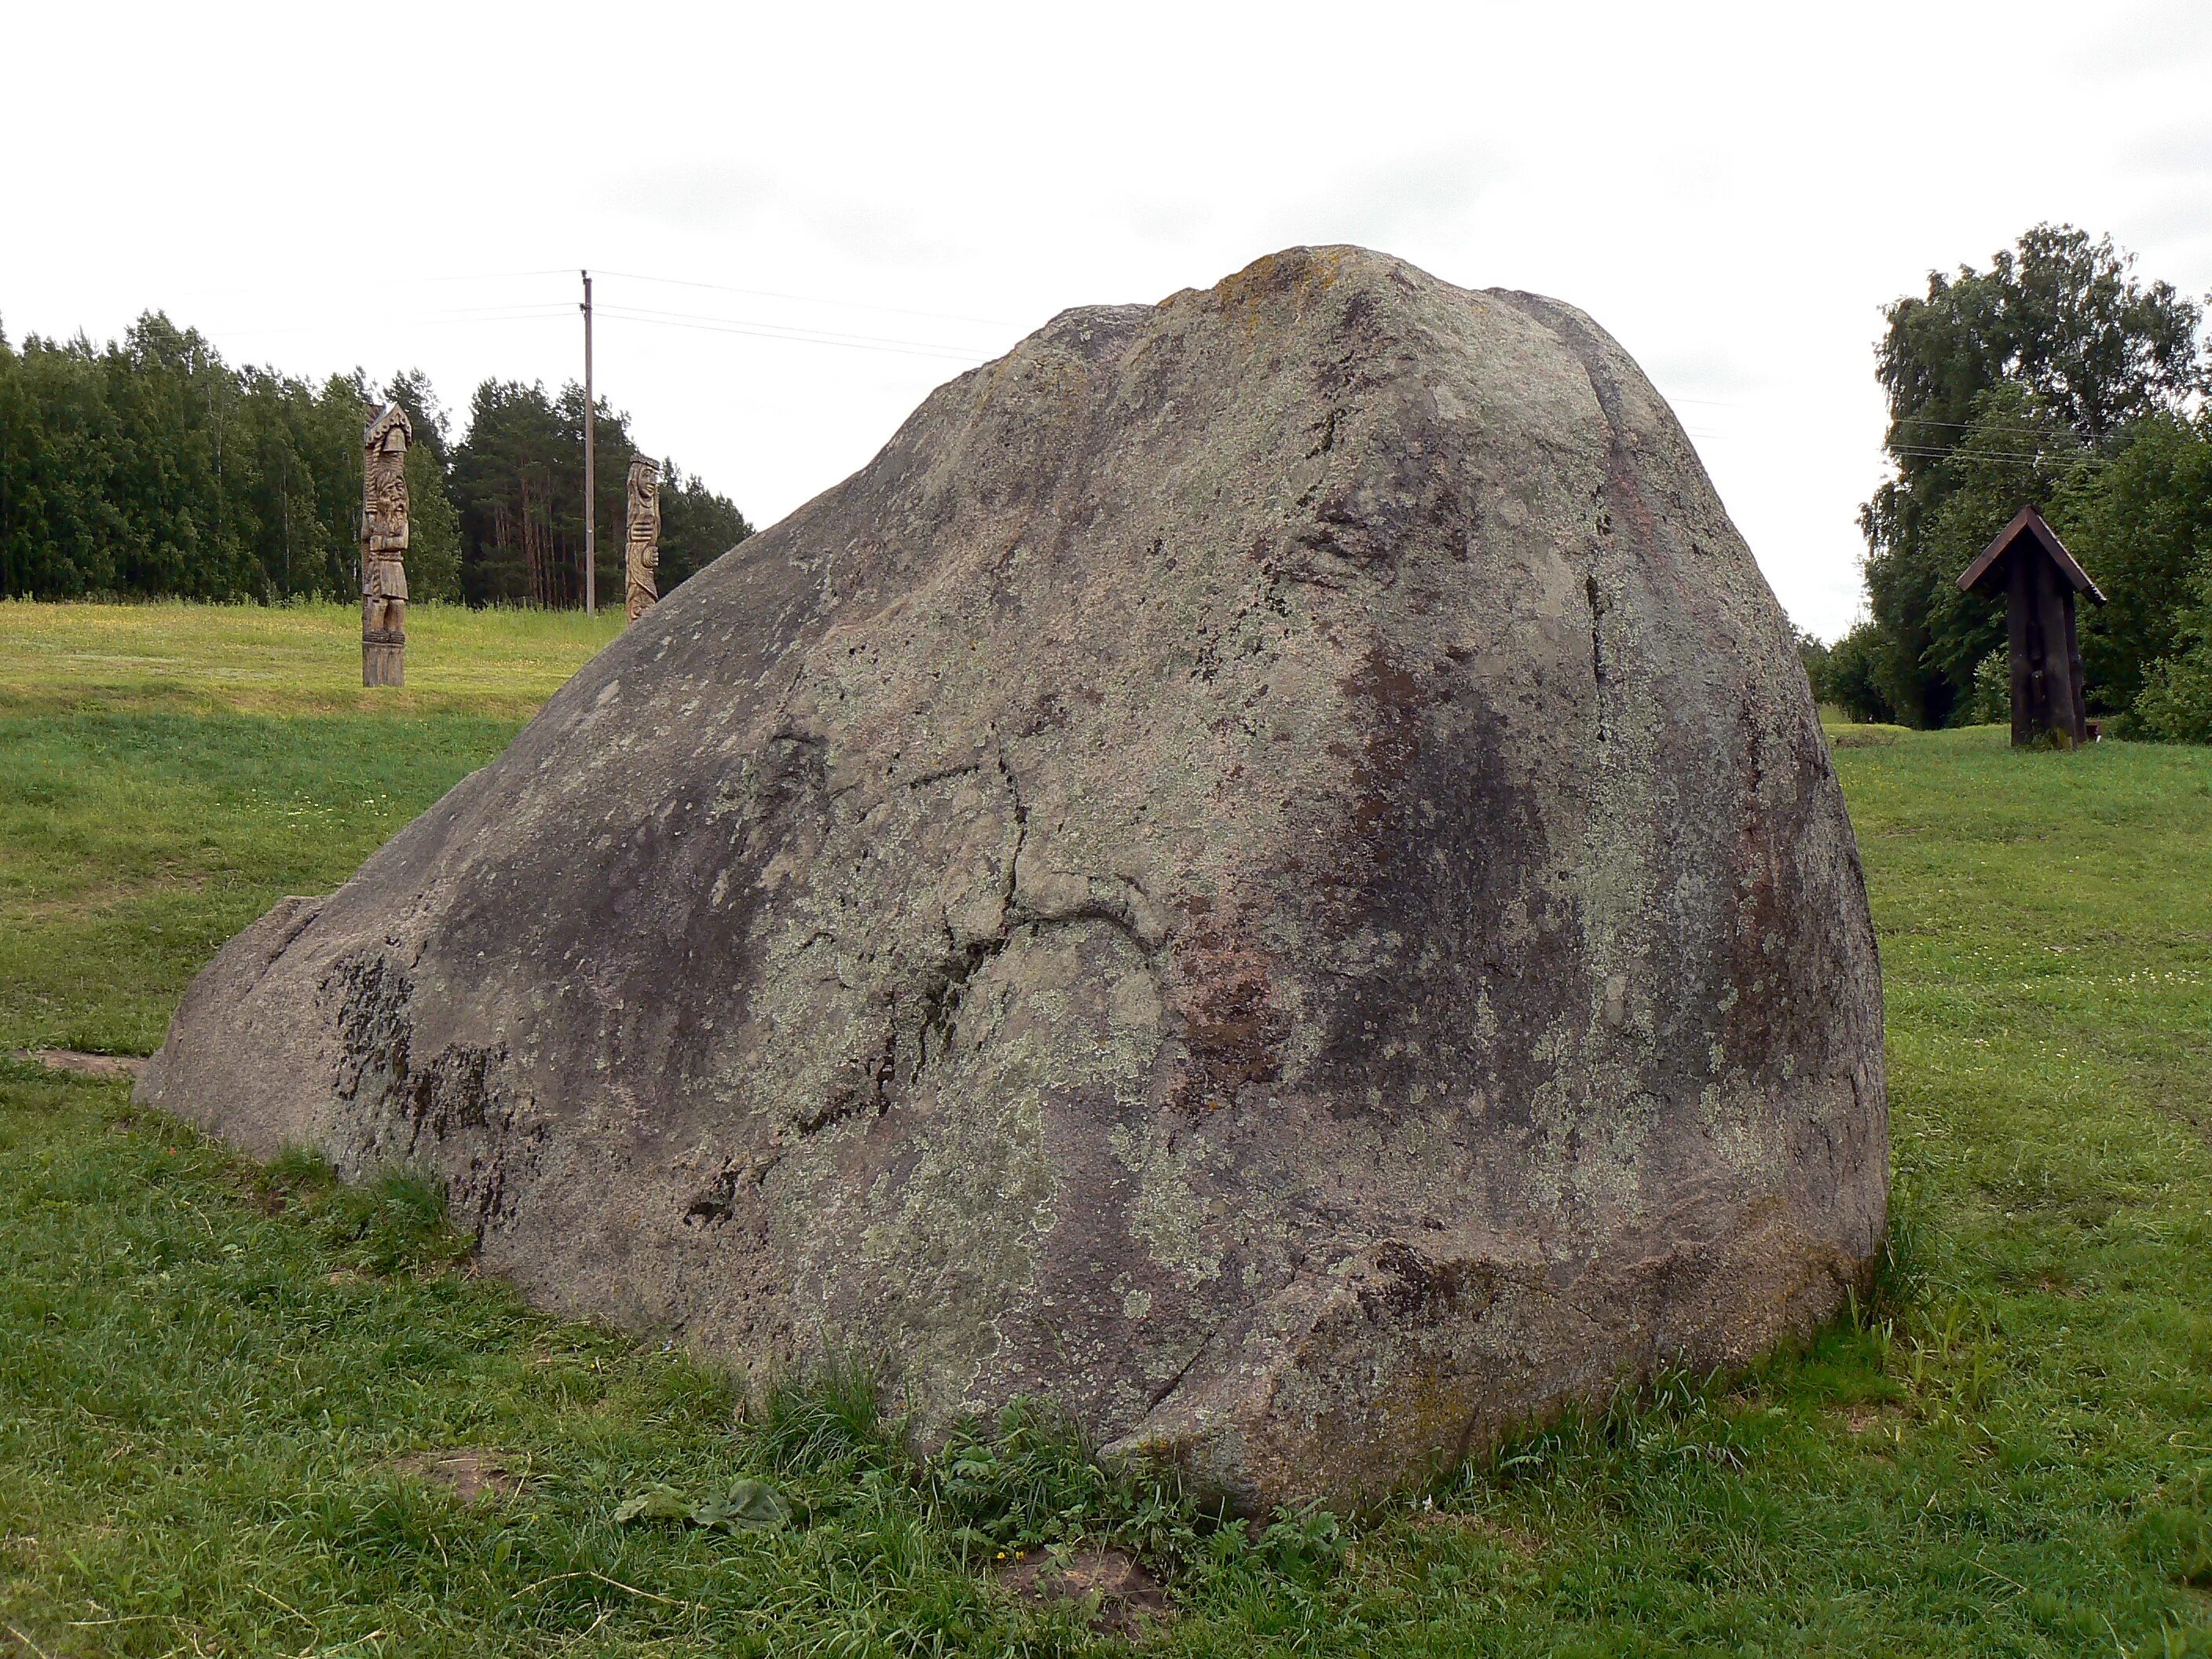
[8,1,2209,639]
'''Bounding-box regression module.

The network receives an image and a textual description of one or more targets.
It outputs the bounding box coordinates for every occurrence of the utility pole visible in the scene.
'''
[580,269,596,616]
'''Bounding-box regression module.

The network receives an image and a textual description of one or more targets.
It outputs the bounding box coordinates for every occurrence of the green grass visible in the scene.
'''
[3,601,2210,1656]
[0,597,622,719]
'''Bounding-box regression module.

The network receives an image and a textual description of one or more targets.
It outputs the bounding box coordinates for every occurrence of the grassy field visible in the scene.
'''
[2,600,2209,1657]
[0,599,622,720]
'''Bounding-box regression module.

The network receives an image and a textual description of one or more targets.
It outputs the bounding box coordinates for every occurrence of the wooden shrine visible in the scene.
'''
[1955,505,2107,748]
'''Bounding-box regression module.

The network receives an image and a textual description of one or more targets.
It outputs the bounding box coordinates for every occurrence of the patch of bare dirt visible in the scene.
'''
[14,1049,145,1082]
[394,1449,523,1503]
[997,1547,1168,1635]
[1411,1509,1544,1557]
[1837,1403,1909,1437]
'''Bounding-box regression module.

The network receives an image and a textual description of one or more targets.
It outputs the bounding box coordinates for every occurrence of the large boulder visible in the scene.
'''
[139,247,1886,1508]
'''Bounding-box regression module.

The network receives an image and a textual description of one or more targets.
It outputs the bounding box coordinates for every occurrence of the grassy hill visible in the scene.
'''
[2,600,2208,1657]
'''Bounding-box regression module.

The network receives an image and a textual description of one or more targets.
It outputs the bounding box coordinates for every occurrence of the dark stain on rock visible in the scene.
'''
[1166,924,1285,1111]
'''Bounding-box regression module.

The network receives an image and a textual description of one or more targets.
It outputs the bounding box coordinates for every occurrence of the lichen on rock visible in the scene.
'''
[139,246,1886,1509]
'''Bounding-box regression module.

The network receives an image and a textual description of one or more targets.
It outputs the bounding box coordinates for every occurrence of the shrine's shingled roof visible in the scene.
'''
[1957,504,2108,605]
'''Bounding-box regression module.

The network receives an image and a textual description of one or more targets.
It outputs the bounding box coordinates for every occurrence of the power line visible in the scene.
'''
[599,299,990,354]
[1888,445,2114,467]
[1887,409,2193,434]
[595,305,987,364]
[417,301,582,320]
[28,264,1011,360]
[391,268,576,287]
[593,268,1012,330]
[407,273,1011,362]
[409,312,577,330]
[1887,434,2105,455]
[1889,415,2078,433]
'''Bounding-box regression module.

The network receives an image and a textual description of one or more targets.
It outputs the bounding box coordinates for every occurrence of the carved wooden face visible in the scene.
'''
[368,451,407,506]
[364,427,408,529]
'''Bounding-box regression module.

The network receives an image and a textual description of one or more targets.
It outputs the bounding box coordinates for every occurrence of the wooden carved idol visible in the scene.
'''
[361,403,414,687]
[625,456,662,624]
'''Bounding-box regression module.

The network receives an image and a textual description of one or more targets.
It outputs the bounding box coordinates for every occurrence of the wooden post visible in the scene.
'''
[581,269,596,617]
[2006,552,2032,749]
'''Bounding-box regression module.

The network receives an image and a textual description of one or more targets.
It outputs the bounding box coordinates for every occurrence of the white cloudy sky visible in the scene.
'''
[7,0,2209,639]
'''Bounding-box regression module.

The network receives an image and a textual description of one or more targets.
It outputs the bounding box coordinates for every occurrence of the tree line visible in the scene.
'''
[1812,224,2212,742]
[0,312,751,609]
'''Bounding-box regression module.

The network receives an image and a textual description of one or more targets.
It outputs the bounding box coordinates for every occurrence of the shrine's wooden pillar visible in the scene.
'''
[2006,552,2033,747]
[2062,582,2090,743]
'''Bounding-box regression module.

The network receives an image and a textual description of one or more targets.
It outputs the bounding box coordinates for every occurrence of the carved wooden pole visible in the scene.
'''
[361,404,414,687]
[624,456,662,624]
